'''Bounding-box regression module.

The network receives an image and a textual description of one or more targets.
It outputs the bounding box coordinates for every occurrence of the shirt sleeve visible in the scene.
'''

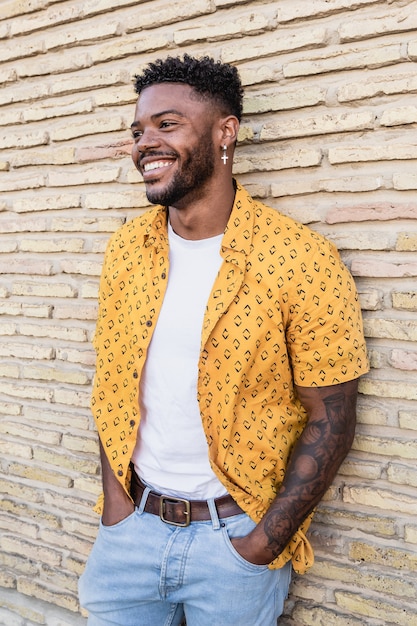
[285,237,369,387]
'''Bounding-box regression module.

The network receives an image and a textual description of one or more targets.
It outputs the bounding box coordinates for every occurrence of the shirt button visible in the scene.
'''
[161,272,166,279]
[130,420,135,427]
[117,470,123,477]
[133,370,138,379]
[145,320,152,327]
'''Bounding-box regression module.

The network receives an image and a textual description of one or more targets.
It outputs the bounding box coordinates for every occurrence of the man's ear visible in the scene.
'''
[219,115,240,147]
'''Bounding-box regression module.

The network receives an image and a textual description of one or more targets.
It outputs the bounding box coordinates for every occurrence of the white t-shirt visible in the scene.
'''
[131,221,228,499]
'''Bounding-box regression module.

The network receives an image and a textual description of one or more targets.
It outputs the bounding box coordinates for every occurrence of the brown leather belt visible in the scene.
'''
[130,470,243,527]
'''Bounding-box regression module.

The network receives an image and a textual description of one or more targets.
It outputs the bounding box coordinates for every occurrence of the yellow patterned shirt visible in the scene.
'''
[91,182,368,573]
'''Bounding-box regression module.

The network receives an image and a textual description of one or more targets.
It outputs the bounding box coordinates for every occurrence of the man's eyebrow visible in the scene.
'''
[130,109,186,129]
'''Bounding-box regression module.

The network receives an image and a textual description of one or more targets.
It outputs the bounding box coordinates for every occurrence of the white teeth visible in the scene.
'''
[143,161,171,172]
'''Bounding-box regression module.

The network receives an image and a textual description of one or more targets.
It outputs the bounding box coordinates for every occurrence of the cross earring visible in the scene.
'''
[221,144,228,165]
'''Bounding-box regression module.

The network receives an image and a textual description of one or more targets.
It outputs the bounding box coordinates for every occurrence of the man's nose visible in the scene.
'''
[137,128,159,152]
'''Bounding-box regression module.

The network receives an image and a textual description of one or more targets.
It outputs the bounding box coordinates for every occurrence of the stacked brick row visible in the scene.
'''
[0,0,416,623]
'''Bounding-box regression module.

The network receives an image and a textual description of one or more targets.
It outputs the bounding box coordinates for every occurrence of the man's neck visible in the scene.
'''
[168,179,236,240]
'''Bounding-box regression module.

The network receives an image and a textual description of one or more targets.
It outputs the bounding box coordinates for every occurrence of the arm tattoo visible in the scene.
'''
[261,384,357,559]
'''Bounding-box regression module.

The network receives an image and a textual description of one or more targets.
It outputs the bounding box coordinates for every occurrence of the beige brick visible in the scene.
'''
[73,475,102,496]
[244,86,325,114]
[0,342,54,360]
[336,591,416,626]
[380,106,417,127]
[0,39,44,64]
[291,604,364,626]
[62,433,98,455]
[10,146,76,169]
[51,68,130,96]
[17,51,91,78]
[353,431,417,458]
[0,499,60,528]
[261,111,374,141]
[277,0,380,22]
[390,348,417,371]
[235,147,322,174]
[0,381,53,401]
[0,0,47,19]
[0,362,19,378]
[23,97,93,122]
[314,505,396,536]
[50,115,125,142]
[46,18,121,51]
[24,405,90,430]
[129,0,213,31]
[16,578,79,613]
[94,84,137,107]
[33,446,98,474]
[396,232,417,252]
[387,462,417,488]
[338,71,417,103]
[84,189,148,209]
[284,43,402,78]
[0,441,32,460]
[404,525,417,544]
[0,109,22,126]
[53,388,91,408]
[0,420,61,444]
[54,303,97,321]
[357,288,382,311]
[20,237,84,253]
[56,346,96,366]
[392,292,417,311]
[80,281,99,299]
[0,478,43,504]
[40,527,93,557]
[0,173,45,193]
[7,462,72,489]
[313,559,416,599]
[271,173,381,197]
[0,82,49,106]
[394,173,417,190]
[48,162,121,188]
[0,258,52,275]
[362,318,417,341]
[12,281,76,298]
[39,564,79,595]
[349,541,417,571]
[174,8,272,46]
[222,27,328,63]
[351,259,417,278]
[399,411,417,431]
[60,259,103,276]
[344,484,417,515]
[51,216,125,232]
[328,143,417,164]
[0,129,48,150]
[0,216,48,233]
[20,322,88,342]
[0,401,21,416]
[22,364,90,386]
[91,32,171,65]
[339,5,417,42]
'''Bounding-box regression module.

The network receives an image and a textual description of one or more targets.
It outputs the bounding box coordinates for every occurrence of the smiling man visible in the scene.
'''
[79,55,369,626]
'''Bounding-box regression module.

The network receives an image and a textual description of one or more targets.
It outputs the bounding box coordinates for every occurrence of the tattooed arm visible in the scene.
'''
[231,378,359,565]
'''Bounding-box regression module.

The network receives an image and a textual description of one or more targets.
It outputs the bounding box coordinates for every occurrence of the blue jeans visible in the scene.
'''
[79,493,292,626]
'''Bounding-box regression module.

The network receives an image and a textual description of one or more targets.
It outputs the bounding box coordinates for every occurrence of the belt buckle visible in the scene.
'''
[159,495,191,527]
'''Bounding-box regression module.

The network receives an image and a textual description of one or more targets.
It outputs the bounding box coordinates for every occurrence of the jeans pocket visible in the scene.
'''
[100,508,137,532]
[221,516,269,572]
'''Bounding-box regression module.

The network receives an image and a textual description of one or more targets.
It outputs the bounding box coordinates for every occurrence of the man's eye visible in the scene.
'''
[132,130,143,139]
[160,121,175,128]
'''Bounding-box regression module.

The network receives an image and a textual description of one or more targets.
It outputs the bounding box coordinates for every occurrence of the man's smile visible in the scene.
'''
[143,160,173,173]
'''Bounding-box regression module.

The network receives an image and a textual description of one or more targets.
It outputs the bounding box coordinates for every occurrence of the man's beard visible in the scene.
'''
[144,137,216,207]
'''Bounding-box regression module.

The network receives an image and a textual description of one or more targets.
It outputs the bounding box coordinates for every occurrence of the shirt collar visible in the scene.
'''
[140,180,255,257]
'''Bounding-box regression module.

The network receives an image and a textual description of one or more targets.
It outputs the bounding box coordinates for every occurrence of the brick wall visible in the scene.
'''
[0,0,416,624]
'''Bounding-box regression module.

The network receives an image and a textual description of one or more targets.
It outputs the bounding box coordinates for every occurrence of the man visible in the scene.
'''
[79,55,369,625]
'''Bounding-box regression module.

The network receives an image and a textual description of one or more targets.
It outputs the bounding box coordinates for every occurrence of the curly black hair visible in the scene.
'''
[134,54,243,122]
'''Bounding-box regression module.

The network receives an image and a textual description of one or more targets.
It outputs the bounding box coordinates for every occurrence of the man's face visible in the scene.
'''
[131,83,218,208]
